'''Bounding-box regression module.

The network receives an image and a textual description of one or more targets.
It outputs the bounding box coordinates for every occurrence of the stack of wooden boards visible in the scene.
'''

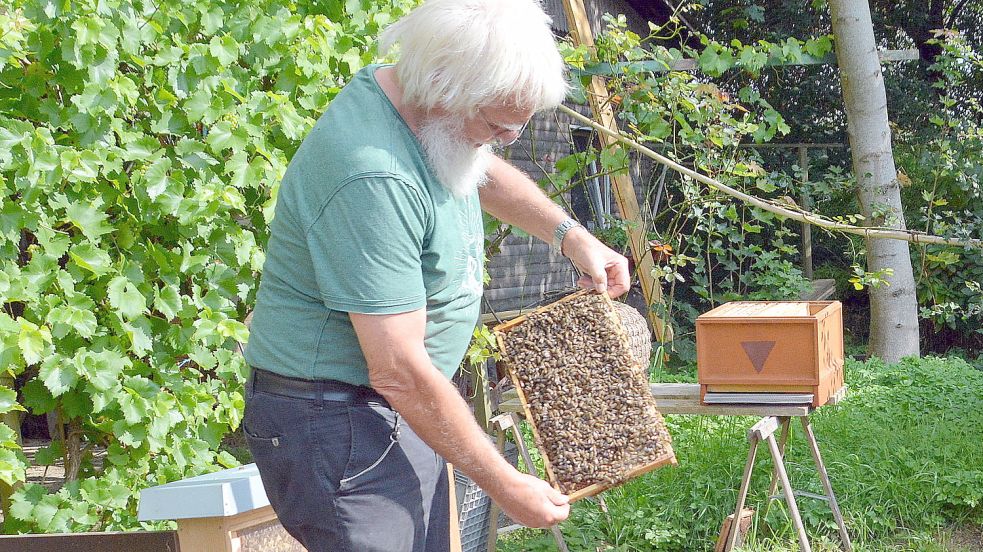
[494,290,676,501]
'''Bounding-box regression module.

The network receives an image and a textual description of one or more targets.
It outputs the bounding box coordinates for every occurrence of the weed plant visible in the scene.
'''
[500,356,983,551]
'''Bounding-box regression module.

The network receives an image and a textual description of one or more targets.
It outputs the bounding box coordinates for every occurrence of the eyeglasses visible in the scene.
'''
[476,109,529,147]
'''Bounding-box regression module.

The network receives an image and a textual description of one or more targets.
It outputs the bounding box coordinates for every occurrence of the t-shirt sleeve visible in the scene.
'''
[306,175,431,314]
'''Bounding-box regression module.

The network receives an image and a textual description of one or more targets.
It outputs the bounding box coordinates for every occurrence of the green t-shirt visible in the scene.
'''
[244,64,484,385]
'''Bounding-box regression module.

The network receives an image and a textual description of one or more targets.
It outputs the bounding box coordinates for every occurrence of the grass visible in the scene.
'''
[498,356,983,551]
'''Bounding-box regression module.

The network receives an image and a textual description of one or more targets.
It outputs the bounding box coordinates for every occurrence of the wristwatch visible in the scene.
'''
[551,218,583,255]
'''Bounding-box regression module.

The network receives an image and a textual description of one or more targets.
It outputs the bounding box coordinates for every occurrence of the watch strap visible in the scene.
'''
[551,218,582,254]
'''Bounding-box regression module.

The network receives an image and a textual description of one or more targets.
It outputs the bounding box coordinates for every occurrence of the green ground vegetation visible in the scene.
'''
[500,355,983,551]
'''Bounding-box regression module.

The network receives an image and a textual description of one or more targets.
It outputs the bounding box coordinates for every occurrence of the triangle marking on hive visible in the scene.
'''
[741,341,776,373]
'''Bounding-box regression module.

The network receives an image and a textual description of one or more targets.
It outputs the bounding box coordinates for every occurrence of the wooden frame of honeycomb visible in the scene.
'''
[493,290,676,501]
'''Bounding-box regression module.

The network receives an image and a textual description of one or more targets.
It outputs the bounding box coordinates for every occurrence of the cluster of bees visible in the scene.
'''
[498,292,674,495]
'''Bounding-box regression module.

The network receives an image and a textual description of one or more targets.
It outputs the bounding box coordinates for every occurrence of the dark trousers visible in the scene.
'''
[243,371,450,552]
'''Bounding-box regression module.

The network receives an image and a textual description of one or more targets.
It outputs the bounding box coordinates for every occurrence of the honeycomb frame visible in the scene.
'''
[494,290,676,501]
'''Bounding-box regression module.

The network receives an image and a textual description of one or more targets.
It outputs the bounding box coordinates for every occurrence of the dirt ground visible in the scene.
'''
[21,438,107,492]
[946,523,983,551]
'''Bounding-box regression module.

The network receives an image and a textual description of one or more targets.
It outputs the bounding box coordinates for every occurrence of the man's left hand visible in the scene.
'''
[561,226,630,298]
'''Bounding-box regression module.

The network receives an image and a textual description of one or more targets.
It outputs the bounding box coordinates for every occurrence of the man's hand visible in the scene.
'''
[561,226,631,298]
[491,471,570,528]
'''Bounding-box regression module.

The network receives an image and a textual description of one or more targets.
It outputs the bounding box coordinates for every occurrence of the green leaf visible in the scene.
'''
[119,392,149,425]
[9,485,44,521]
[599,147,629,174]
[738,46,768,74]
[216,450,239,469]
[67,195,114,241]
[33,441,64,466]
[804,36,833,58]
[107,276,147,320]
[69,243,113,276]
[104,483,131,509]
[61,389,92,419]
[21,379,57,414]
[781,38,804,62]
[0,448,27,486]
[0,424,16,449]
[144,157,172,200]
[216,319,249,344]
[112,420,146,447]
[0,386,25,414]
[47,299,99,339]
[205,121,247,153]
[153,285,182,320]
[699,44,735,77]
[17,318,51,365]
[77,349,126,392]
[61,150,102,182]
[39,354,78,397]
[275,102,309,140]
[209,35,240,66]
[755,179,778,193]
[33,495,60,529]
[121,136,161,161]
[185,89,214,123]
[122,317,153,356]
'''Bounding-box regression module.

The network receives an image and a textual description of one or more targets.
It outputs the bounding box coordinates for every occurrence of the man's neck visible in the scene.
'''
[374,66,429,135]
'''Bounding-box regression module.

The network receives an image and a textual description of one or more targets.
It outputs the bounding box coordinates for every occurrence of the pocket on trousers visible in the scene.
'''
[243,422,285,449]
[340,404,399,487]
[242,393,290,456]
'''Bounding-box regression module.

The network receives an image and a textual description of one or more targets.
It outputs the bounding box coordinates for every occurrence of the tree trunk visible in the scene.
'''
[829,0,921,362]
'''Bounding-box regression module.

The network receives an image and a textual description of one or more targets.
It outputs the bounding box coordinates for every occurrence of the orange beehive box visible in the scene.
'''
[696,301,844,408]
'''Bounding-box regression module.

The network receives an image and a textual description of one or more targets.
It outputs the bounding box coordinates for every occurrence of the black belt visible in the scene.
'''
[250,368,390,407]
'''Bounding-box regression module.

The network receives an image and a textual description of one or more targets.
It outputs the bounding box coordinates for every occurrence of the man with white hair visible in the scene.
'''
[243,0,630,550]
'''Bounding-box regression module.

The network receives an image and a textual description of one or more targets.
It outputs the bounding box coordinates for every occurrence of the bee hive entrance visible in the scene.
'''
[494,291,676,501]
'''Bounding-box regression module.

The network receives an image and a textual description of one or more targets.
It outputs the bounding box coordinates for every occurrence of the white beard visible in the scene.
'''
[417,116,492,199]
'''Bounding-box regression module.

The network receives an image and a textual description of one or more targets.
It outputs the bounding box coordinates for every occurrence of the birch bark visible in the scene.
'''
[829,0,920,361]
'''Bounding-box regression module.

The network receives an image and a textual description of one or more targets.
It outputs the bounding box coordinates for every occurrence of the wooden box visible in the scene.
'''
[696,301,844,408]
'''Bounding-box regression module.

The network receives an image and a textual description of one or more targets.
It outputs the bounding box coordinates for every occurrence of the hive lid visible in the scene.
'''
[698,301,831,320]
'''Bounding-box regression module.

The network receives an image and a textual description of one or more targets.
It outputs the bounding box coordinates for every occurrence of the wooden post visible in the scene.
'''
[470,360,494,432]
[798,146,814,279]
[560,0,673,342]
[799,417,853,551]
[714,508,754,552]
[497,414,571,552]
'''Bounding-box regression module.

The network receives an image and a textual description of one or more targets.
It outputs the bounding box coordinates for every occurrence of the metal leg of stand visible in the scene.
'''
[799,417,852,551]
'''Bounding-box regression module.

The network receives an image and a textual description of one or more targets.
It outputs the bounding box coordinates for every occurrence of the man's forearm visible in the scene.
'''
[351,310,568,527]
[378,359,512,488]
[479,155,570,243]
[478,153,631,297]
